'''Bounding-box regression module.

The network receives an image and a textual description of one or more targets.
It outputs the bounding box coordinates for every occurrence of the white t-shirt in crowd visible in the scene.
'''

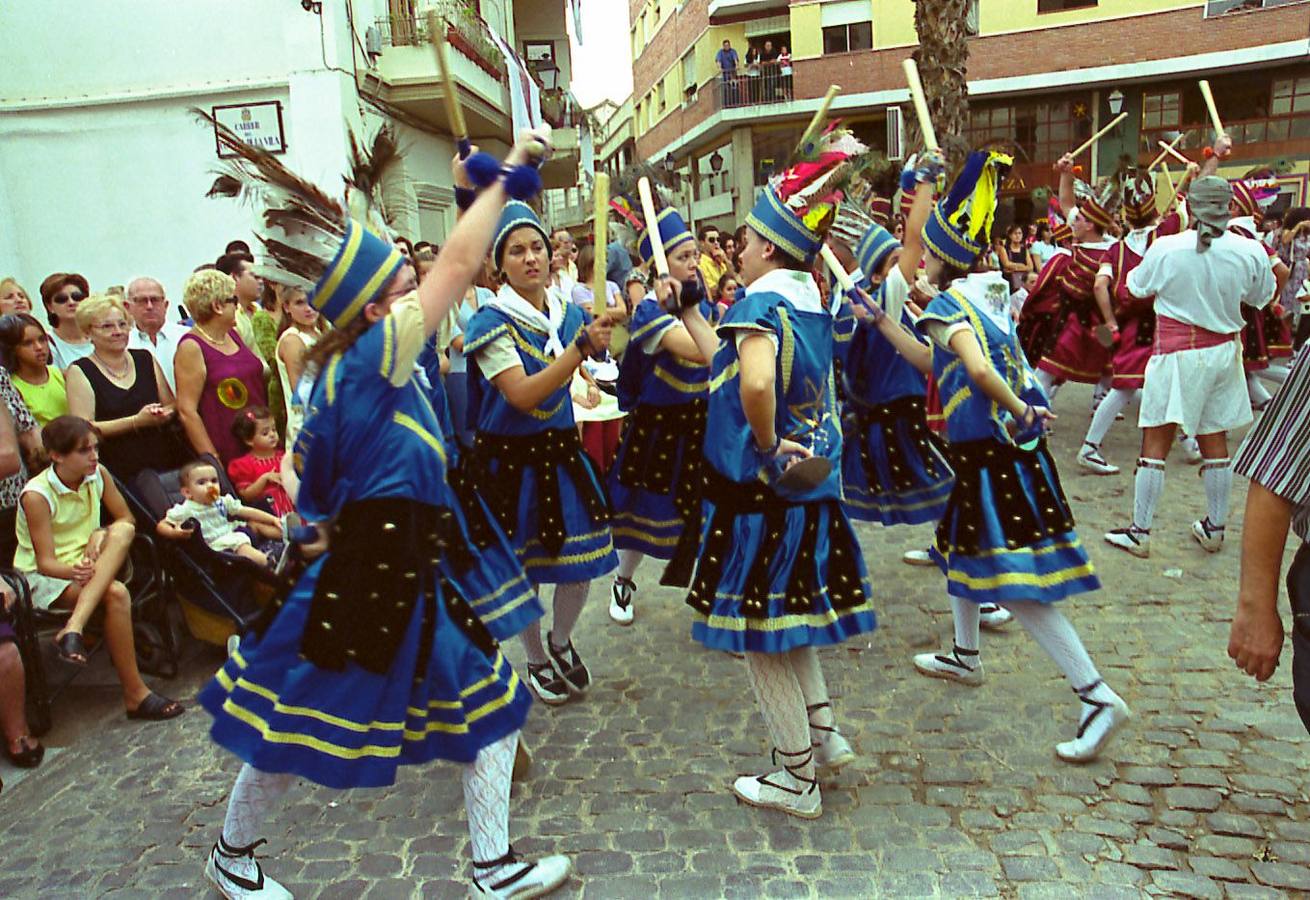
[1127,230,1276,335]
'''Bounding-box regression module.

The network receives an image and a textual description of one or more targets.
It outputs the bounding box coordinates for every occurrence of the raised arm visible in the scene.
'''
[897,153,943,286]
[417,132,550,337]
[1055,154,1076,222]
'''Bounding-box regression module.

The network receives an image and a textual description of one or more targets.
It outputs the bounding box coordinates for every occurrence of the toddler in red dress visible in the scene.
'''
[226,406,295,517]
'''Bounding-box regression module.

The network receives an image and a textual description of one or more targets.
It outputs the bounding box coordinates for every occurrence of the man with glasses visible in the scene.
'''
[126,277,189,391]
[697,225,728,300]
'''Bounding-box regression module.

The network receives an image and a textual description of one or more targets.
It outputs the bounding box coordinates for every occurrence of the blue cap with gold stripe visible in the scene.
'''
[494,200,551,268]
[637,208,695,266]
[855,223,900,279]
[311,217,406,328]
[745,185,825,266]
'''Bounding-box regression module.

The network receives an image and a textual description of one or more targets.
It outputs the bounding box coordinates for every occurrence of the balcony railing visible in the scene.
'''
[540,89,582,130]
[372,1,505,82]
[715,63,794,111]
[1204,0,1307,16]
[1141,113,1310,155]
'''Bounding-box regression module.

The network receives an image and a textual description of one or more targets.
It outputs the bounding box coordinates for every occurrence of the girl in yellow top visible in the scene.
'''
[14,416,182,719]
[0,313,69,426]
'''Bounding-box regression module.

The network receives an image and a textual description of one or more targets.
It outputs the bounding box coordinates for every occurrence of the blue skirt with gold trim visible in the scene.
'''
[929,437,1100,604]
[686,469,877,653]
[840,395,954,526]
[608,399,706,560]
[199,557,532,789]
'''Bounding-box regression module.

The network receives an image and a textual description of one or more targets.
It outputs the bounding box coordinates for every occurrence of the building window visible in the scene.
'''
[1037,0,1097,11]
[1272,75,1310,116]
[682,50,697,91]
[967,98,1090,163]
[821,21,872,54]
[1142,90,1181,132]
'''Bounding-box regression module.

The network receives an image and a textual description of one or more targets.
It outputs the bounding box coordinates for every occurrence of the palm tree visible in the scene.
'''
[912,0,973,168]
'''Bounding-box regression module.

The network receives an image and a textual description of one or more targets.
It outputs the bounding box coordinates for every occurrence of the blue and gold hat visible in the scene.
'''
[922,150,1012,270]
[746,185,827,266]
[855,223,900,278]
[493,200,551,268]
[637,208,695,266]
[311,217,406,328]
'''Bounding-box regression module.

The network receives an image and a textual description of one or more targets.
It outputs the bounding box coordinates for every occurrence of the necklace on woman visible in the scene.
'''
[93,351,132,380]
[194,324,233,348]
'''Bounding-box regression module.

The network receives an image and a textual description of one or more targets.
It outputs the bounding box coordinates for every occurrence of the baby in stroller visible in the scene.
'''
[156,460,284,568]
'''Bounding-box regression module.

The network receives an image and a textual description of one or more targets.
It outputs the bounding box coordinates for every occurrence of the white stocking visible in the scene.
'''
[1257,363,1290,386]
[616,549,642,582]
[745,652,815,786]
[787,646,834,732]
[1201,457,1233,528]
[1132,458,1166,532]
[952,596,981,656]
[1035,368,1059,399]
[1085,388,1136,447]
[1248,373,1272,406]
[550,581,590,647]
[1001,603,1117,737]
[463,731,521,885]
[222,764,294,850]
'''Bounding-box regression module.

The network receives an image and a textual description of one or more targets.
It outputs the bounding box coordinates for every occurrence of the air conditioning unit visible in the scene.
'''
[887,105,905,162]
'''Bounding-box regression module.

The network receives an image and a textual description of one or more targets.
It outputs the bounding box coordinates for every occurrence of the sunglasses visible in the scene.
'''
[54,290,86,304]
[705,236,720,244]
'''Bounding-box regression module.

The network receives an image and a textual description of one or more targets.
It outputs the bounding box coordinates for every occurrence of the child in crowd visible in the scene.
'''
[226,406,294,516]
[157,459,283,567]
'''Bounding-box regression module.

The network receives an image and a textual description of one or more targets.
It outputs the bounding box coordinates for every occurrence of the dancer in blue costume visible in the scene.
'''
[682,127,877,819]
[197,128,571,900]
[910,148,1131,763]
[464,202,618,707]
[606,182,716,625]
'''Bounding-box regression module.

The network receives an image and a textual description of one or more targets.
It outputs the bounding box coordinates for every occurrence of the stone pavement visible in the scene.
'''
[2,382,1309,899]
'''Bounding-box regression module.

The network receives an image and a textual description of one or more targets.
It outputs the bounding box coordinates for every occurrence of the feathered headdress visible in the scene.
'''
[1047,197,1073,244]
[746,124,868,265]
[345,125,404,235]
[1232,166,1279,222]
[1122,171,1159,227]
[922,149,1013,269]
[609,164,695,267]
[1072,175,1121,232]
[196,109,404,328]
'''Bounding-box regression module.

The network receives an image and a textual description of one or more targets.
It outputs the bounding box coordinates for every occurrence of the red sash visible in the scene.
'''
[1153,315,1237,355]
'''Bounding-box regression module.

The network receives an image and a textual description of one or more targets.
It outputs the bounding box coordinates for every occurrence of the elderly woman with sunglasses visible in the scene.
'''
[174,271,268,466]
[64,294,188,484]
[38,273,94,369]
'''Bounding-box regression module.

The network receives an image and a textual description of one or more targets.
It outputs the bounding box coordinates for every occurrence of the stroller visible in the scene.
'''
[123,458,284,648]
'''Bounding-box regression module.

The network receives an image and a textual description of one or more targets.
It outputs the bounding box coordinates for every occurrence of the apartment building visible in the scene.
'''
[630,0,1310,231]
[0,0,577,298]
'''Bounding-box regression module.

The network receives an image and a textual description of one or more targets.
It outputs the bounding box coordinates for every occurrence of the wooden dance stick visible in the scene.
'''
[636,177,669,277]
[902,59,939,152]
[1069,111,1127,159]
[1154,139,1191,168]
[1198,79,1226,138]
[1160,160,1178,207]
[428,11,471,158]
[818,244,915,325]
[792,85,841,159]
[1148,133,1187,170]
[592,172,610,310]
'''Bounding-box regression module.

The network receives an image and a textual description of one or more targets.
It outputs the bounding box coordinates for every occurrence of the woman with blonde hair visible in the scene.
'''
[64,294,186,483]
[0,278,33,315]
[174,270,268,465]
[274,286,327,451]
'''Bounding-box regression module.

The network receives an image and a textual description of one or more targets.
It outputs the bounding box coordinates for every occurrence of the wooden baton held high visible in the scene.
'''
[901,59,939,152]
[592,172,610,310]
[635,177,669,277]
[1069,111,1127,159]
[1198,79,1226,139]
[428,11,471,158]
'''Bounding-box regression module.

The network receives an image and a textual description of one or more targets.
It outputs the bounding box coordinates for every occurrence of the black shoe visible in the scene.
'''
[547,631,591,695]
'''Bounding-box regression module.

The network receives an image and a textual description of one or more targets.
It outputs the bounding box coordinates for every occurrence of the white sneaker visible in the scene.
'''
[913,645,983,686]
[525,661,570,706]
[469,851,572,898]
[1056,682,1132,763]
[732,753,822,820]
[609,577,635,626]
[205,840,292,899]
[902,548,936,567]
[1180,436,1203,464]
[1077,442,1120,475]
[1191,518,1225,553]
[1104,527,1150,559]
[978,605,1013,630]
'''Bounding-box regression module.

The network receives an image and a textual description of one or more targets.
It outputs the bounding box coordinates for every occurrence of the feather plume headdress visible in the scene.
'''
[922,149,1013,269]
[196,109,404,328]
[746,124,869,265]
[1122,170,1159,227]
[609,164,695,267]
[1072,174,1121,232]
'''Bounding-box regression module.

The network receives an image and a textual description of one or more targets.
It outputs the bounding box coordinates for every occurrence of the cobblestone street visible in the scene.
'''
[2,383,1307,899]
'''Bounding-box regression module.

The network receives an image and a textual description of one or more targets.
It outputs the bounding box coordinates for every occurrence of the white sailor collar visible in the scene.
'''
[745,267,823,314]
